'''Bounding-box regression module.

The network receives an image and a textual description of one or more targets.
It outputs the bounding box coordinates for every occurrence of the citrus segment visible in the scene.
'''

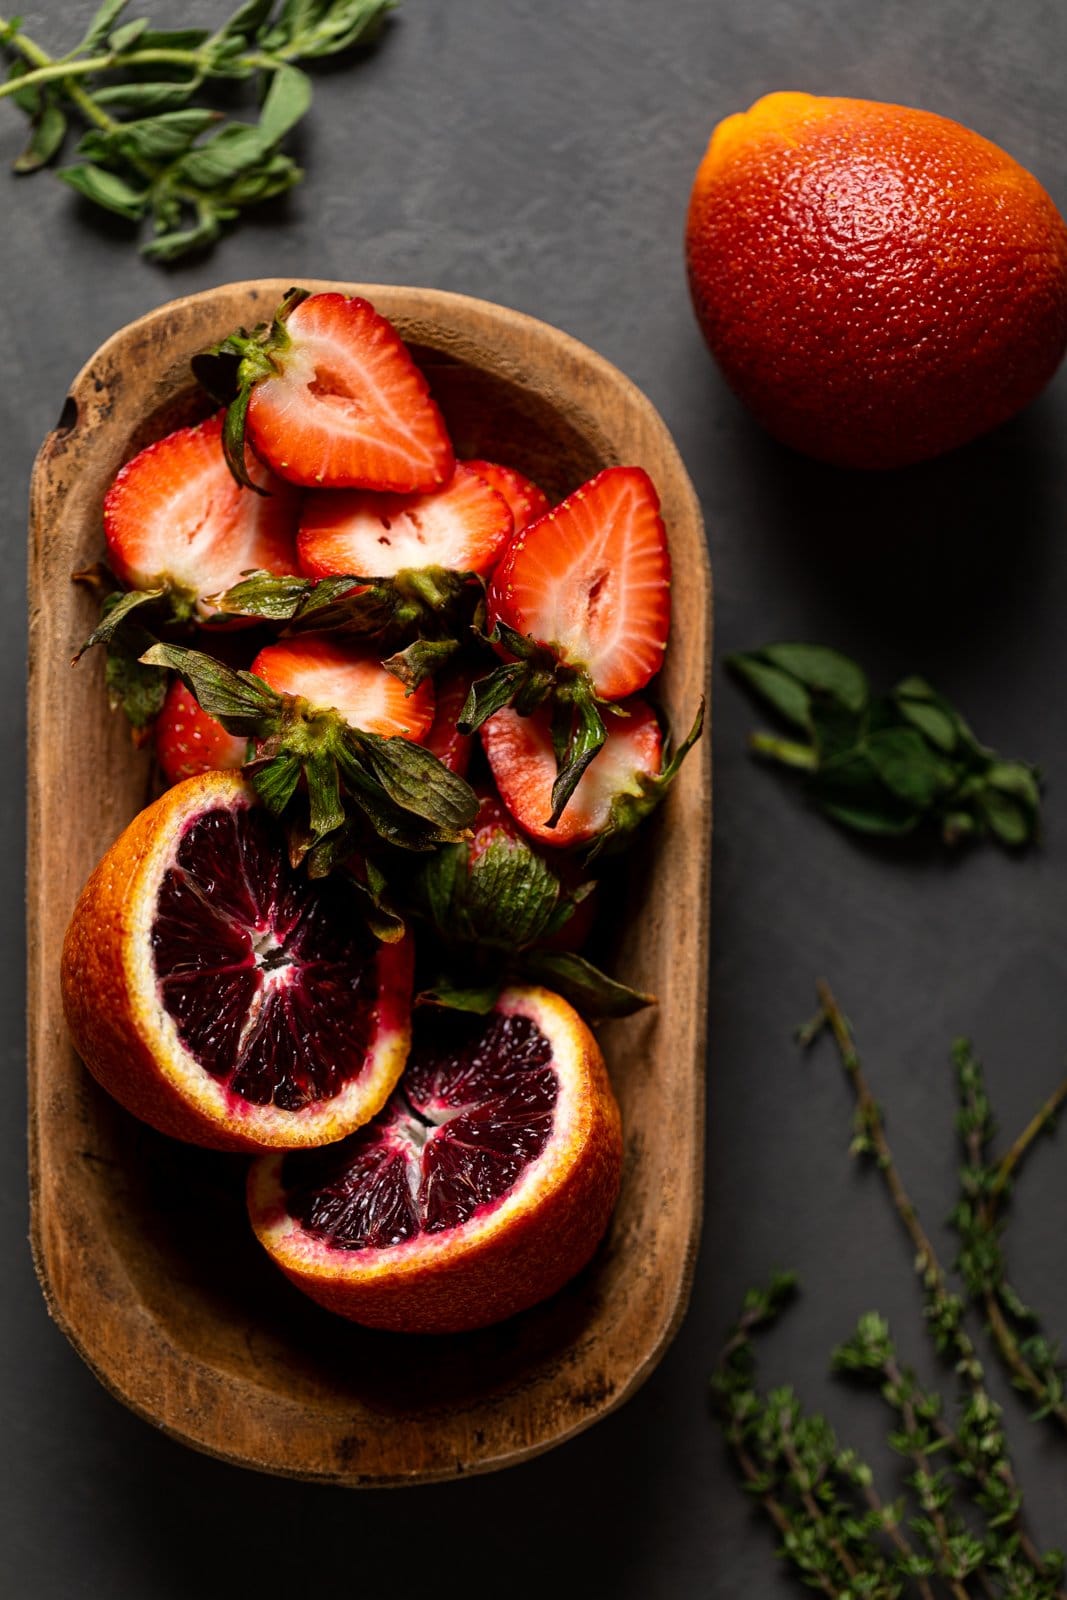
[248,986,623,1332]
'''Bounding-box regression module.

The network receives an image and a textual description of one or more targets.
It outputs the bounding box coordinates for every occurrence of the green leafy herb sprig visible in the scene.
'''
[0,0,395,261]
[728,643,1041,848]
[713,983,1067,1597]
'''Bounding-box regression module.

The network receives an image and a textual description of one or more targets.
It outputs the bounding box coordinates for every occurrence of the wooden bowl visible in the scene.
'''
[27,280,712,1485]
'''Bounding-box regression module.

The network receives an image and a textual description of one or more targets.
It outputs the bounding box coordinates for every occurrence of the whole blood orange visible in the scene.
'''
[685,92,1067,469]
[247,986,623,1332]
[61,771,413,1151]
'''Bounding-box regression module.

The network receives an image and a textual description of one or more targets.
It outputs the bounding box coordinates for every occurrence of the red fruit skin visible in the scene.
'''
[464,459,550,534]
[154,680,247,786]
[249,993,622,1333]
[60,775,417,1152]
[104,413,300,610]
[423,667,474,776]
[685,92,1067,470]
[246,294,454,491]
[486,466,671,701]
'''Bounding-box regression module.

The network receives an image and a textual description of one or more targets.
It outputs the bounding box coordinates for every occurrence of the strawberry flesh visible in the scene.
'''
[487,465,671,700]
[104,414,299,615]
[246,295,454,491]
[423,666,476,776]
[464,459,550,534]
[482,698,663,847]
[155,680,248,786]
[297,463,513,579]
[251,637,435,742]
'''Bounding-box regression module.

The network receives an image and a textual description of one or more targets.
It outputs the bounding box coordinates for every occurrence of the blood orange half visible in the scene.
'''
[61,771,413,1152]
[248,986,623,1333]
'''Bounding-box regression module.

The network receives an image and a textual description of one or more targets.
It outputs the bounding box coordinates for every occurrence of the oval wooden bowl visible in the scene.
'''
[27,280,712,1485]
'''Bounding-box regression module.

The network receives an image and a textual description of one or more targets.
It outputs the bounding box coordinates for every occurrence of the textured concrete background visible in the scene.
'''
[3,1,1066,1593]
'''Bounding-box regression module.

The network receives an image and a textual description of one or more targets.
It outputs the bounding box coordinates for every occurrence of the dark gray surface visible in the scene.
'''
[4,1,1067,1593]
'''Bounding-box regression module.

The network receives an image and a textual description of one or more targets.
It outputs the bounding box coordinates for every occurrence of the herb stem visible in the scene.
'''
[0,24,284,104]
[991,1074,1067,1197]
[0,19,116,130]
[748,730,818,770]
[776,1412,862,1583]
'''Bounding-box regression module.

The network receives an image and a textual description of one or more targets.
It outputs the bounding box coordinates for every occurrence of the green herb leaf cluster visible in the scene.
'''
[140,640,479,858]
[728,643,1041,848]
[713,985,1067,1597]
[0,0,396,260]
[409,824,654,1018]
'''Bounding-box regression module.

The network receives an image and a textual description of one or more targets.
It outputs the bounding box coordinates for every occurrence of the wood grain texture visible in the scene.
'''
[27,280,712,1485]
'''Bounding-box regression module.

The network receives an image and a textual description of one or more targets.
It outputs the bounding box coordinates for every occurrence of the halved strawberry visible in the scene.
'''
[465,459,550,534]
[104,413,300,618]
[297,464,513,580]
[487,466,671,699]
[423,666,476,777]
[140,638,477,860]
[193,290,454,493]
[460,467,673,826]
[251,638,435,743]
[481,697,702,849]
[154,679,248,785]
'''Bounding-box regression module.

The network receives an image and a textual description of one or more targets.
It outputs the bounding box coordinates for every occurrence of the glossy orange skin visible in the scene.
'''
[686,93,1067,469]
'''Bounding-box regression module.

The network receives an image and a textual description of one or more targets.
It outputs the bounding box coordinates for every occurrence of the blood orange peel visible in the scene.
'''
[247,986,623,1332]
[61,771,414,1152]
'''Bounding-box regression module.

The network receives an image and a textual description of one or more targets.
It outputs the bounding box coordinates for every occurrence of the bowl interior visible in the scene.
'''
[30,283,710,1482]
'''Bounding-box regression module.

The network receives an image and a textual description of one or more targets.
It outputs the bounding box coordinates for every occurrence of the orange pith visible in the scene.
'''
[685,91,1067,469]
[60,771,413,1152]
[247,986,623,1333]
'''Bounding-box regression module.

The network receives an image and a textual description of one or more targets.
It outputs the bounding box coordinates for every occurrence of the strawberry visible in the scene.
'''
[461,466,672,823]
[297,463,512,580]
[423,666,476,777]
[412,783,650,1017]
[251,637,435,743]
[467,789,597,950]
[144,638,476,858]
[103,413,300,618]
[193,289,454,493]
[154,679,248,785]
[486,466,671,699]
[464,459,550,534]
[481,697,703,849]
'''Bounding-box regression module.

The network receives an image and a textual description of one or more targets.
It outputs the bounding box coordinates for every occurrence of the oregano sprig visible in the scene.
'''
[728,643,1041,848]
[0,0,396,261]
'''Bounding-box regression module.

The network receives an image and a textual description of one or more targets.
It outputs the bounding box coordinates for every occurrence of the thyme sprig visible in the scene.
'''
[0,0,395,260]
[951,1041,1067,1429]
[714,985,1066,1596]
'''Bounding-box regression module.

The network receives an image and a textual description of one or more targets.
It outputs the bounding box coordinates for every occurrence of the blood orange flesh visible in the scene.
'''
[249,986,623,1331]
[282,1010,557,1247]
[153,804,381,1111]
[61,772,413,1151]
